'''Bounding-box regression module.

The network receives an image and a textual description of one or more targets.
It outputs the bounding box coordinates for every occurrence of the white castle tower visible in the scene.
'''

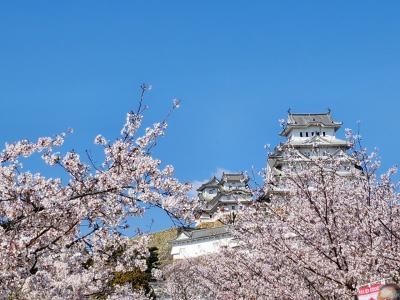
[266,110,353,196]
[195,173,252,225]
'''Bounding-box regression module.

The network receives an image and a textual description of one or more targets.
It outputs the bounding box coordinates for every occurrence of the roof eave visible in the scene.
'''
[197,177,219,191]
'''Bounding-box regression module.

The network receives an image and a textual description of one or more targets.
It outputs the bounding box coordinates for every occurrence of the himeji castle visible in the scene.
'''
[169,110,353,260]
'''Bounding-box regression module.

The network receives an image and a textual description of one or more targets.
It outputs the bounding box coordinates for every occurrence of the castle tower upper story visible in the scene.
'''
[266,111,353,196]
[273,110,350,158]
[280,110,349,151]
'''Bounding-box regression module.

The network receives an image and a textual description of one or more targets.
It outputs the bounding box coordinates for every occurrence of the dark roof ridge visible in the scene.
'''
[222,172,244,175]
[288,111,331,116]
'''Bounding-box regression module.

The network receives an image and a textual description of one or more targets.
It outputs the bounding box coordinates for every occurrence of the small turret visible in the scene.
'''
[195,172,252,225]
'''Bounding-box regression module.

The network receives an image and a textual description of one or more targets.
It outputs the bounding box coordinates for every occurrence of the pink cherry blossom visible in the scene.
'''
[0,86,197,299]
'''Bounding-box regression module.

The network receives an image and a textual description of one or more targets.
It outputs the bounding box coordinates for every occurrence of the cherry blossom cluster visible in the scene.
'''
[0,88,197,299]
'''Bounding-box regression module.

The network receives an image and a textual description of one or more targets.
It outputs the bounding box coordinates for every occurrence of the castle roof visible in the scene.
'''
[200,191,252,212]
[197,176,220,191]
[280,111,342,136]
[221,173,249,183]
[197,173,249,192]
[169,226,231,245]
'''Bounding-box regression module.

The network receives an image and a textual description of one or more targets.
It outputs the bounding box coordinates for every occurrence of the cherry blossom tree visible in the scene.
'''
[0,85,196,299]
[166,133,400,299]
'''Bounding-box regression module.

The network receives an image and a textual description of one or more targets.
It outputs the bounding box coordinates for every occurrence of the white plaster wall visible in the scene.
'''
[171,236,235,260]
[202,188,217,200]
[290,127,335,140]
[221,182,246,190]
[196,207,241,226]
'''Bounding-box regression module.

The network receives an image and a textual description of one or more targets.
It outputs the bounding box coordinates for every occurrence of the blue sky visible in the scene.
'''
[1,1,400,232]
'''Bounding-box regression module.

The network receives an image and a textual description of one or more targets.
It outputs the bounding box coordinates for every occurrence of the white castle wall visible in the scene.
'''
[171,236,235,260]
[289,127,335,139]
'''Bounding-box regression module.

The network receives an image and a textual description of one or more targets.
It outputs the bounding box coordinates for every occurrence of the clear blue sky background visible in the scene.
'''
[1,1,400,232]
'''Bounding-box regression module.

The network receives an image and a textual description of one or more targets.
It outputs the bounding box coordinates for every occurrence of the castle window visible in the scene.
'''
[323,132,326,136]
[232,206,235,210]
[300,132,303,137]
[312,132,314,136]
[306,132,309,137]
[316,132,320,136]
